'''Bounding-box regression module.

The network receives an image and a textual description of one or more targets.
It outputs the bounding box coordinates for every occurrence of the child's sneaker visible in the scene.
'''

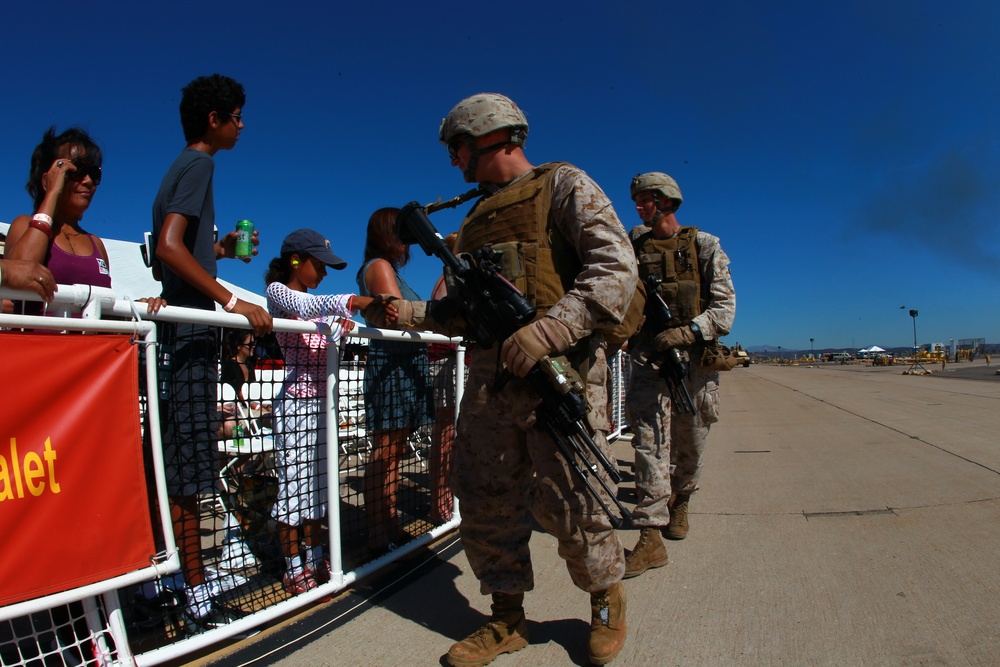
[282,570,318,595]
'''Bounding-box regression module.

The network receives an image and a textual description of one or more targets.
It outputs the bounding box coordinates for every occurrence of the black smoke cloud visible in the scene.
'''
[860,144,1000,277]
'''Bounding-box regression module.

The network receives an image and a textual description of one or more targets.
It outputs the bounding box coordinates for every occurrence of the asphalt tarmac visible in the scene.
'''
[202,359,1000,666]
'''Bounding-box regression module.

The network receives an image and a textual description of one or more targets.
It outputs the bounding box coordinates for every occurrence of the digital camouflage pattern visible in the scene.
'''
[629,171,683,207]
[452,164,635,594]
[626,229,735,526]
[541,165,638,356]
[626,362,720,524]
[439,93,529,144]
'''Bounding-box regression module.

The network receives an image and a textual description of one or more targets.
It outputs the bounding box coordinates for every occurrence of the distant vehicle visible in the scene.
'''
[828,352,852,363]
[732,349,751,367]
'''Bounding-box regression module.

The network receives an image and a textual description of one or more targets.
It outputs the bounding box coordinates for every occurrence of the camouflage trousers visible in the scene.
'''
[452,361,625,595]
[624,357,720,526]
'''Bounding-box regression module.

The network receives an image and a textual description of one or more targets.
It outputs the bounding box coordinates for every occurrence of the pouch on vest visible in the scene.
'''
[632,227,702,332]
[491,227,643,348]
[462,163,643,348]
[604,279,646,349]
[674,281,700,323]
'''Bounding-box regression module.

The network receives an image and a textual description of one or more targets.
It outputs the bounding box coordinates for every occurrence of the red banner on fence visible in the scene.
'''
[0,332,156,607]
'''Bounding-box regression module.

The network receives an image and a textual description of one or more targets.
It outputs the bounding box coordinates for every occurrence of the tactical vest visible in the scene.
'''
[457,162,576,318]
[631,226,703,328]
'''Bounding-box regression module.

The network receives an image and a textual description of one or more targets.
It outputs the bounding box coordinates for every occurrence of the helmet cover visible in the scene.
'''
[630,172,683,207]
[439,93,529,145]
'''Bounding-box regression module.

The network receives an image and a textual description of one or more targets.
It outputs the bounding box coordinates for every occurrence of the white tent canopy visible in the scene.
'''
[858,345,887,353]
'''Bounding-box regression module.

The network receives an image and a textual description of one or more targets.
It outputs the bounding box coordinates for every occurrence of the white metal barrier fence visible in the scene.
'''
[0,285,463,666]
[0,283,626,667]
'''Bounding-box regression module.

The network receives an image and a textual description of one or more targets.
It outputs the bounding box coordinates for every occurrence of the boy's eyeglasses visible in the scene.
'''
[228,112,243,123]
[67,158,102,186]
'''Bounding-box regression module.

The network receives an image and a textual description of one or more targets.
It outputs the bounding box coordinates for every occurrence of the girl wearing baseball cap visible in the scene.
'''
[264,228,393,594]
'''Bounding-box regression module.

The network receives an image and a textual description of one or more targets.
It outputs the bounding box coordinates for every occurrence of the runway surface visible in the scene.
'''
[202,359,1000,667]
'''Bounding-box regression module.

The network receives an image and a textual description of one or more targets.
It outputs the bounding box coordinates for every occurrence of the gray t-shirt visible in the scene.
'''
[151,148,217,309]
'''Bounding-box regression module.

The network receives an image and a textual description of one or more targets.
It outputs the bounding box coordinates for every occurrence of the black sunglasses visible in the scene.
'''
[67,158,102,186]
[447,136,469,161]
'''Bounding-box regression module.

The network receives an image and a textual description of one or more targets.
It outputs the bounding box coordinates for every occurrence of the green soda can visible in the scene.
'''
[235,219,254,260]
[232,421,245,447]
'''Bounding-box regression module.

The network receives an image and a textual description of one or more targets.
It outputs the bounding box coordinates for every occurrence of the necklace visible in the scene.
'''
[60,226,85,255]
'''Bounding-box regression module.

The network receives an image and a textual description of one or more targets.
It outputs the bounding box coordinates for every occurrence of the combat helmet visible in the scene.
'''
[630,172,683,210]
[439,93,529,147]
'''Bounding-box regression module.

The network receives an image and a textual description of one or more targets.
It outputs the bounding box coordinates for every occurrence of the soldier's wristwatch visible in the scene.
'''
[688,322,703,341]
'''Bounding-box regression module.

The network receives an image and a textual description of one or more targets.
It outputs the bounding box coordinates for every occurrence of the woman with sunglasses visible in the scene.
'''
[5,127,165,313]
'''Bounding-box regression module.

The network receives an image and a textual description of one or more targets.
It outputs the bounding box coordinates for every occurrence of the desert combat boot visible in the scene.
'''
[588,582,627,665]
[623,526,668,578]
[446,592,529,667]
[665,493,691,540]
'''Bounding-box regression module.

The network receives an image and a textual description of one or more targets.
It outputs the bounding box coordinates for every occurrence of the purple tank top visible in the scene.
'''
[16,237,112,316]
[47,238,112,288]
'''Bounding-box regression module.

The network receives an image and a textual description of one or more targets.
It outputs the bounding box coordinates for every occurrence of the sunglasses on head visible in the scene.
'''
[67,158,102,186]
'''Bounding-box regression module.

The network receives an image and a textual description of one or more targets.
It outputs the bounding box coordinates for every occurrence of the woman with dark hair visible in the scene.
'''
[217,328,256,440]
[356,208,434,553]
[5,126,164,313]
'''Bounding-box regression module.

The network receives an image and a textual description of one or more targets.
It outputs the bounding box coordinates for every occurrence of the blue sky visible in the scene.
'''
[2,1,997,351]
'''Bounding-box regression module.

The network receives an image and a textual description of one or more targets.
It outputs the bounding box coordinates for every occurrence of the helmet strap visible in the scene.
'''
[653,193,677,216]
[646,194,664,225]
[465,139,512,181]
[464,151,480,182]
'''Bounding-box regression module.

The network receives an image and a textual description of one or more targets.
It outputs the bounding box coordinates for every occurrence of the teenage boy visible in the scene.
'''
[152,73,272,629]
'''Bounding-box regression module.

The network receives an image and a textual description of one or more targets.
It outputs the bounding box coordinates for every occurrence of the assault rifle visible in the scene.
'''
[397,202,633,529]
[643,276,696,414]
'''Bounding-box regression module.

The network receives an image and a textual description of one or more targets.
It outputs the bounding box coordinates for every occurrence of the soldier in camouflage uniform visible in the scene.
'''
[372,93,635,666]
[622,172,736,578]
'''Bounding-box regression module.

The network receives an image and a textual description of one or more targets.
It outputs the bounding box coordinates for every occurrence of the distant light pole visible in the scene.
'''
[777,345,782,362]
[904,307,927,373]
[810,338,814,359]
